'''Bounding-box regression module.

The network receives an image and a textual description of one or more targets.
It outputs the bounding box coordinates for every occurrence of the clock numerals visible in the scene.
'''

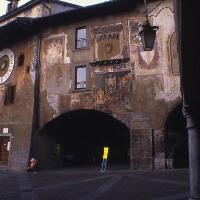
[10,60,14,66]
[2,75,8,83]
[0,49,14,84]
[8,66,13,73]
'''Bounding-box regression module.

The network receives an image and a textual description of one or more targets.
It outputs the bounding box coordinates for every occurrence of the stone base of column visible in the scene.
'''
[130,158,153,170]
[155,157,165,169]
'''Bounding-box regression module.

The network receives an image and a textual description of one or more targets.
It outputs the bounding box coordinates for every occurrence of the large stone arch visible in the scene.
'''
[37,109,131,169]
[161,99,182,129]
[148,98,182,170]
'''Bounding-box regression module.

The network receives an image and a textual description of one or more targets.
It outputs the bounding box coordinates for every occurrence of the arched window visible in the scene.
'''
[18,54,24,67]
[169,33,180,75]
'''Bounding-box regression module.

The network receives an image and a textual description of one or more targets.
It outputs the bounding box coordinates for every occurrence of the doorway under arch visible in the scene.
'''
[38,109,130,169]
[165,104,188,169]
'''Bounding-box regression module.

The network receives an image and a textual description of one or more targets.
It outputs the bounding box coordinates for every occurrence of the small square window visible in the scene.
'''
[75,66,87,90]
[4,85,16,105]
[75,27,87,49]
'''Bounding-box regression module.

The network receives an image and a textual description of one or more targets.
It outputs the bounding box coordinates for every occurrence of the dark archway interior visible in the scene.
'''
[165,104,188,168]
[39,109,130,169]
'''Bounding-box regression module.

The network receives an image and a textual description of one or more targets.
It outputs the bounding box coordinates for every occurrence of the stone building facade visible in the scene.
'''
[0,0,80,26]
[0,0,181,170]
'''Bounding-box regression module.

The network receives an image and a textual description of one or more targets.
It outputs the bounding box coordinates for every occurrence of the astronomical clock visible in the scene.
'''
[0,49,14,84]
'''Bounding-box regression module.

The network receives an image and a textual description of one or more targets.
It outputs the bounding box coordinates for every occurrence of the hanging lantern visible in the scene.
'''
[138,0,159,51]
[139,20,159,51]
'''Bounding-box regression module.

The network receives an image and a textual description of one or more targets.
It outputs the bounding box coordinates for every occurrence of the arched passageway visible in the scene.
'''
[38,109,130,169]
[165,104,188,169]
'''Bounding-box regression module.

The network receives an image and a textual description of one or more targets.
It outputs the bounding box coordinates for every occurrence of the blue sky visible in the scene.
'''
[0,0,109,16]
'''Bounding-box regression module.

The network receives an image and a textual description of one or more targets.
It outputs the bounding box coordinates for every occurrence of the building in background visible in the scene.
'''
[0,0,183,171]
[0,0,80,26]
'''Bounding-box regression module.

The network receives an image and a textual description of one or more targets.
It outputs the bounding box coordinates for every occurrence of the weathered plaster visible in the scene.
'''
[47,93,60,118]
[0,0,182,170]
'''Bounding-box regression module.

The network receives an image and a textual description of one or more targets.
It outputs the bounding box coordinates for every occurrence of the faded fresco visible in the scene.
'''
[95,68,132,110]
[129,19,145,46]
[44,37,64,66]
[95,32,122,60]
[129,18,159,70]
[0,0,182,171]
[138,45,159,70]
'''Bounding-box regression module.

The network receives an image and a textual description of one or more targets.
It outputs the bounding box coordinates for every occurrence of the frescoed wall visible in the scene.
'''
[0,0,181,170]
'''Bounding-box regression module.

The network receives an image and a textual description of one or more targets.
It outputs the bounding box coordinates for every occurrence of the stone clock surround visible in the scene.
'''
[0,49,15,84]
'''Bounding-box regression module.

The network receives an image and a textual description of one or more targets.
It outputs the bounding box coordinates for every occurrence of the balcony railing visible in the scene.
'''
[76,38,87,49]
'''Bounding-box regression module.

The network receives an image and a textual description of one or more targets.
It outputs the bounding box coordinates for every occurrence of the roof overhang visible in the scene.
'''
[0,0,141,47]
[0,17,37,47]
[0,0,81,24]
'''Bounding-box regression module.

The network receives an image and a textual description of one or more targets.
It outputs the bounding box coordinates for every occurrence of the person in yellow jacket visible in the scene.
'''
[101,147,109,172]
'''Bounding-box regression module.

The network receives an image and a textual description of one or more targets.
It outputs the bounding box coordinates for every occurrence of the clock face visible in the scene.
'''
[0,49,14,84]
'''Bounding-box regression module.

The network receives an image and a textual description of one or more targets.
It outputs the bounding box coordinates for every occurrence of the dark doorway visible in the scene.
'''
[39,109,130,169]
[0,136,10,165]
[165,104,188,169]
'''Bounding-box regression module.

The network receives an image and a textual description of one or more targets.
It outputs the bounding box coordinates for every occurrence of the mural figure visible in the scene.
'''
[130,20,144,45]
[45,37,64,66]
[96,88,105,104]
[119,72,132,107]
[105,74,117,105]
[95,69,132,110]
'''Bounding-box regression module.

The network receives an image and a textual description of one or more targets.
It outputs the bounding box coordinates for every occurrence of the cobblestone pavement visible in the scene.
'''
[0,167,189,200]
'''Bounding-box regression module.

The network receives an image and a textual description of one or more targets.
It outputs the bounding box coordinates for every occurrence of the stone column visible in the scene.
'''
[130,128,153,169]
[183,106,200,200]
[154,129,165,169]
[130,112,153,170]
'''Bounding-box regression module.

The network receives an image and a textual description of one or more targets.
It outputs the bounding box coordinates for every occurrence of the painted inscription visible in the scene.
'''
[96,32,121,60]
[96,33,119,42]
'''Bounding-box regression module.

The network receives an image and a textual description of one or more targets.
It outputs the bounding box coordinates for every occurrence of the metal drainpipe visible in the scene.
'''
[173,1,200,199]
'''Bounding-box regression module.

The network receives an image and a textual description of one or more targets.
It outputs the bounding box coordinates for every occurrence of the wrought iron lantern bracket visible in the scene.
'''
[138,0,159,51]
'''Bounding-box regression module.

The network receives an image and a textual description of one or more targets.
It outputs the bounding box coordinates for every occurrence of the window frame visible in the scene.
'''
[75,26,88,50]
[17,54,25,67]
[4,85,16,105]
[75,65,87,90]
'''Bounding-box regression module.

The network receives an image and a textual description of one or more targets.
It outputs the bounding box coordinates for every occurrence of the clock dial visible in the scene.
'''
[0,56,9,76]
[0,49,14,84]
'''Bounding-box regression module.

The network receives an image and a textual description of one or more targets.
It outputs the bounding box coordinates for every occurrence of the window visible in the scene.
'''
[75,66,87,90]
[169,33,180,75]
[18,54,24,67]
[4,85,16,105]
[75,27,87,49]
